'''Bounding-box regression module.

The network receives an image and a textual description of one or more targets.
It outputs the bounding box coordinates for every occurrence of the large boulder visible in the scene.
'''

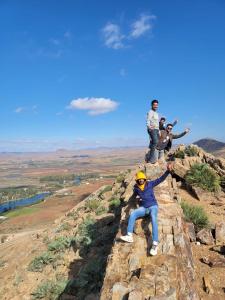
[196,228,214,245]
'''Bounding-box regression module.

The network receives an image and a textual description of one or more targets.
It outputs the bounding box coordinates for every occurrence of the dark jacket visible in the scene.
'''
[133,171,170,208]
[156,130,186,151]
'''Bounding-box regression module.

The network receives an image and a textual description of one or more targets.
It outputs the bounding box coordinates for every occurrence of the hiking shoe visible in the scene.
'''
[150,244,158,256]
[120,235,133,243]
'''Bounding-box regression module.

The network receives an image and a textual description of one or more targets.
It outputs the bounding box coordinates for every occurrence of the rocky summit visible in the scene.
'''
[1,144,225,300]
[100,162,199,300]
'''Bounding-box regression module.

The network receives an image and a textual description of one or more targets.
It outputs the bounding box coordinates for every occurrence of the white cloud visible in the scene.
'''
[14,107,25,113]
[102,23,125,49]
[68,97,119,115]
[130,14,156,38]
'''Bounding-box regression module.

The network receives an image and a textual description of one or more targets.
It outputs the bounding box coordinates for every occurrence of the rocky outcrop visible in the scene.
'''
[100,162,199,300]
[172,144,225,179]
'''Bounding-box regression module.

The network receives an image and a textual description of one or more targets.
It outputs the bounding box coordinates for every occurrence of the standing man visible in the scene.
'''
[153,124,190,163]
[146,99,159,163]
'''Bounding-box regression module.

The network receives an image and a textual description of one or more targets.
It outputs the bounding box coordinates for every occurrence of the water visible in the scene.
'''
[0,192,50,214]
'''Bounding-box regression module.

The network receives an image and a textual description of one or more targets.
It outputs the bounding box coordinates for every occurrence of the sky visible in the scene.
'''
[0,0,225,152]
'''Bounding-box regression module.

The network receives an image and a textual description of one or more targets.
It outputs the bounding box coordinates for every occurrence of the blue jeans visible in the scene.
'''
[127,205,158,242]
[148,129,159,163]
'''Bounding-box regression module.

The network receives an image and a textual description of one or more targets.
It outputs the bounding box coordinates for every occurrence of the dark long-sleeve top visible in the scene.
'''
[156,130,187,150]
[133,171,170,208]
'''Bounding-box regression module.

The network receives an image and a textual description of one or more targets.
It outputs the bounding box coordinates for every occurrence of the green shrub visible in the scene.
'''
[56,222,72,232]
[185,146,198,157]
[28,252,58,272]
[185,163,221,192]
[220,175,225,188]
[31,279,68,299]
[96,206,107,216]
[70,258,106,298]
[101,185,112,194]
[174,150,185,159]
[109,198,121,212]
[85,198,101,211]
[116,174,125,183]
[181,201,209,230]
[99,185,112,199]
[75,217,97,249]
[47,236,75,252]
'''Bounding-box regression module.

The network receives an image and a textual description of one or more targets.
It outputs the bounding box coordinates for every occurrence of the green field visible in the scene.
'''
[3,206,40,218]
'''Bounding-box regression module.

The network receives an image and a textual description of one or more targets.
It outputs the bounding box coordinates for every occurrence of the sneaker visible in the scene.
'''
[120,235,133,243]
[150,244,158,256]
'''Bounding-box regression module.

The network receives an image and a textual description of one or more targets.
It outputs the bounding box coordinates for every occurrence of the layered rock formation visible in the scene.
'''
[100,162,199,300]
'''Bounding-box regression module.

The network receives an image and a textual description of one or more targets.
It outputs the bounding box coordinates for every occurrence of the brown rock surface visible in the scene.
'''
[100,163,199,300]
[215,221,225,245]
[196,228,214,245]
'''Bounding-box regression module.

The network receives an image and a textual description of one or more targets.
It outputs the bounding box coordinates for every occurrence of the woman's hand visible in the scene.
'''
[167,163,173,172]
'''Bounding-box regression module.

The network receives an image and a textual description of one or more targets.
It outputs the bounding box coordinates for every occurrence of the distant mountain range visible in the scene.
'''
[194,138,225,153]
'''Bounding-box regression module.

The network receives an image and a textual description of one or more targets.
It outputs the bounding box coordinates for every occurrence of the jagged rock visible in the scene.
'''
[202,256,225,267]
[111,282,129,300]
[211,245,225,254]
[190,186,215,201]
[100,164,199,300]
[196,228,214,245]
[185,222,196,242]
[203,275,214,294]
[149,287,176,300]
[215,221,225,244]
[172,161,189,179]
[128,290,143,300]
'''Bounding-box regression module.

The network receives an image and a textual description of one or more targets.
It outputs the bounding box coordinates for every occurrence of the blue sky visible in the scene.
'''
[1,0,225,151]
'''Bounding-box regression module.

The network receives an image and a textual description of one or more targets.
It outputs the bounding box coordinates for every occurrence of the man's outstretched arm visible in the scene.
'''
[172,128,190,139]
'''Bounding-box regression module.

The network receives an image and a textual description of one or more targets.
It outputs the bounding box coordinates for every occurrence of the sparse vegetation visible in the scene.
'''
[109,197,121,212]
[185,146,198,157]
[85,197,101,211]
[116,173,125,183]
[96,205,107,216]
[70,257,106,299]
[101,185,112,193]
[75,217,97,251]
[28,252,59,272]
[56,222,72,232]
[99,185,112,198]
[47,236,75,253]
[174,150,185,159]
[3,207,40,218]
[181,200,209,230]
[13,273,23,286]
[185,163,221,192]
[31,279,68,299]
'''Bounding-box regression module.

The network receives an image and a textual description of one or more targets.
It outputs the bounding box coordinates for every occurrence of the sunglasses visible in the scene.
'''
[137,179,146,183]
[167,127,173,130]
